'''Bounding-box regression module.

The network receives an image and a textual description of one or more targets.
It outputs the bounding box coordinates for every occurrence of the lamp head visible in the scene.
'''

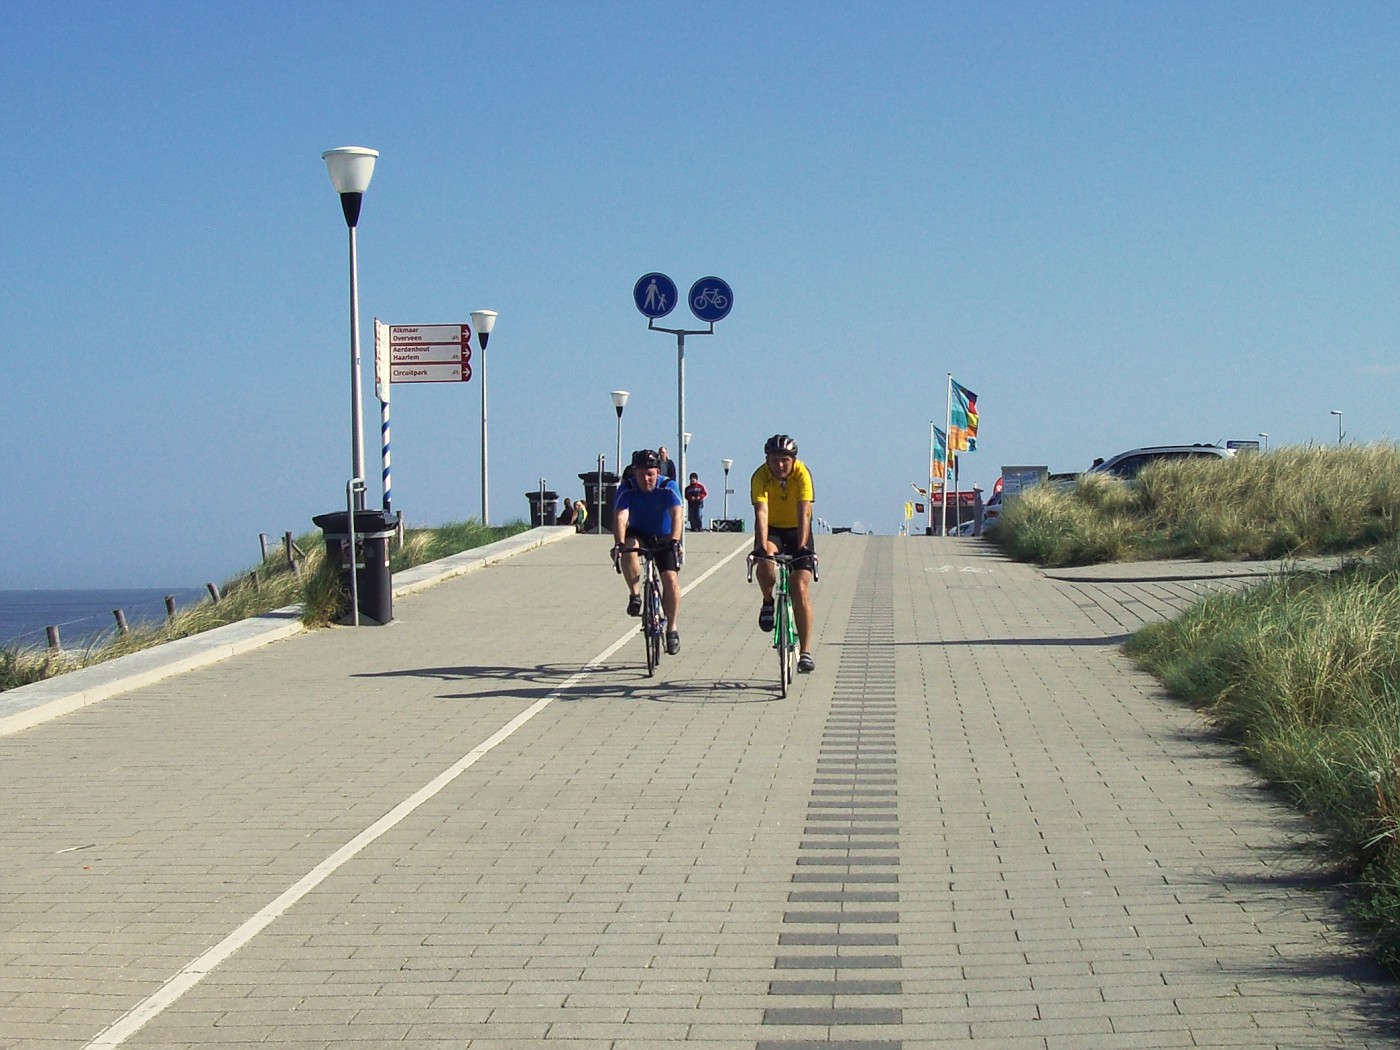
[722,458,733,472]
[610,390,630,414]
[471,310,498,350]
[322,147,378,228]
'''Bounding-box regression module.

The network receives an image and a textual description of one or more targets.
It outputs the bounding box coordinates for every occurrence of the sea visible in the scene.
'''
[0,588,209,651]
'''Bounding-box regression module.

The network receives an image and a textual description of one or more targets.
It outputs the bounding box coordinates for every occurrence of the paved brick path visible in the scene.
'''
[1,532,1395,1048]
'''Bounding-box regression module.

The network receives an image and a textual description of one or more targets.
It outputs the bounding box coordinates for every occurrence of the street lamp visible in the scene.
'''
[1258,432,1268,451]
[322,146,378,509]
[610,390,629,476]
[471,310,498,524]
[721,458,733,518]
[1330,409,1344,444]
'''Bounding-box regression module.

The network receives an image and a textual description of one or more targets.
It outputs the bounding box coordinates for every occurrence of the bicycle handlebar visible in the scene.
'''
[613,540,683,572]
[746,550,819,583]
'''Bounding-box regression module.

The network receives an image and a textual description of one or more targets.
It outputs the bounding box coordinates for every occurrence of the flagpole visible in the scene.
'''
[944,373,954,536]
[928,420,935,536]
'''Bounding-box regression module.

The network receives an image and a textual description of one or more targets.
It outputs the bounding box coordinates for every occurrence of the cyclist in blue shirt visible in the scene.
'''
[613,449,684,655]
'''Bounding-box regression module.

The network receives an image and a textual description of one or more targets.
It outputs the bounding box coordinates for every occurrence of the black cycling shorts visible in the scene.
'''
[767,528,816,570]
[624,529,681,573]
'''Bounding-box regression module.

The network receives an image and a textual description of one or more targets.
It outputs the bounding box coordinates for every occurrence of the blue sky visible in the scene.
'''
[4,1,1400,587]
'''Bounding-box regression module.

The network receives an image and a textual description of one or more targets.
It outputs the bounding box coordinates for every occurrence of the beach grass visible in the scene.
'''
[1125,545,1400,970]
[992,443,1400,971]
[994,443,1400,566]
[0,518,529,693]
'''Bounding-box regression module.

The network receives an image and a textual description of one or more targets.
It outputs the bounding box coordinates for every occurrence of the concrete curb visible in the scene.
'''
[391,524,575,596]
[0,525,576,738]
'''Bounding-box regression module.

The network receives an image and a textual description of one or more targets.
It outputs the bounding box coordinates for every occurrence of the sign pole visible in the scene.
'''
[633,272,732,544]
[374,320,392,513]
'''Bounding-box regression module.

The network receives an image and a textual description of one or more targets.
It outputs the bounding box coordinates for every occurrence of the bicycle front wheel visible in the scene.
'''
[643,580,659,676]
[775,596,792,698]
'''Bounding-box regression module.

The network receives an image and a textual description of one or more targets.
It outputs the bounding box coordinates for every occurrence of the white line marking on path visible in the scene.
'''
[84,538,751,1050]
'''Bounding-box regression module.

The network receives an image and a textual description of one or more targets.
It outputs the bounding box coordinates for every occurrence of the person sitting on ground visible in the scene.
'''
[613,449,685,655]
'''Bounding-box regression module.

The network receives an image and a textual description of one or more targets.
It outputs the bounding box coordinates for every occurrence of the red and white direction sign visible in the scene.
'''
[374,321,474,395]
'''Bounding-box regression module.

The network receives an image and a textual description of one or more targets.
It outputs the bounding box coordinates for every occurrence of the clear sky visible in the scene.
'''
[5,1,1399,588]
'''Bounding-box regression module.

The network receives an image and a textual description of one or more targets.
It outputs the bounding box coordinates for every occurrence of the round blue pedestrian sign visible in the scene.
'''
[689,277,733,323]
[633,273,677,319]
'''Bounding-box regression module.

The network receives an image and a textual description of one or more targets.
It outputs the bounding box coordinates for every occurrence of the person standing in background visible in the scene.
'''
[657,445,678,484]
[684,472,708,532]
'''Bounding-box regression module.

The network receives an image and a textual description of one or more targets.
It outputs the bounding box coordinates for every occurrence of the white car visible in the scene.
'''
[1086,444,1233,482]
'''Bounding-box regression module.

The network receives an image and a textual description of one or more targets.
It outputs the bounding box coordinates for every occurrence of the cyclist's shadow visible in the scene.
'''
[355,662,776,704]
[582,669,780,705]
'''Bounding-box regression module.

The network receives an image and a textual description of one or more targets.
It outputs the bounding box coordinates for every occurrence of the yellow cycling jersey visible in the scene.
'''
[750,459,814,530]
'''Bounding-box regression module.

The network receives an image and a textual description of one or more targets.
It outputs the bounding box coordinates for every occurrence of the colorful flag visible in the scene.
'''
[931,425,948,482]
[950,380,978,452]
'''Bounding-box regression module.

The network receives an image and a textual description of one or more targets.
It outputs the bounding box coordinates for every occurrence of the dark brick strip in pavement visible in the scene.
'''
[764,540,903,1050]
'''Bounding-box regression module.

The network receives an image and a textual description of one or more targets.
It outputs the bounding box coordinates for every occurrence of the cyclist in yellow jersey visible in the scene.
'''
[751,434,817,673]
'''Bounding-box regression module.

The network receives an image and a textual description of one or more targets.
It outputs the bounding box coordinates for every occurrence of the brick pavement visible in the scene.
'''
[0,532,1395,1048]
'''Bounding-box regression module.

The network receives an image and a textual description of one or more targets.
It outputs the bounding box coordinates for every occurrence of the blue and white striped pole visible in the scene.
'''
[380,399,391,513]
[372,319,392,513]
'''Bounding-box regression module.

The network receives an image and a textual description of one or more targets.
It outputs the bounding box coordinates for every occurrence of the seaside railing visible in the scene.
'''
[24,531,311,653]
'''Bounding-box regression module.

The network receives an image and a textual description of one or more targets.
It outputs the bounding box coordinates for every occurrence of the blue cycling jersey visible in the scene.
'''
[615,478,682,536]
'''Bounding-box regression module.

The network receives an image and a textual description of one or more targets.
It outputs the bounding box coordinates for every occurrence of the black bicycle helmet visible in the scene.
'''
[764,434,798,456]
[631,448,661,469]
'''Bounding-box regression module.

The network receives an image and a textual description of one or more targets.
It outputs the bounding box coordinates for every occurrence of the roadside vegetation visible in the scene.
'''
[1126,549,1400,971]
[995,443,1400,567]
[995,443,1400,972]
[0,519,528,694]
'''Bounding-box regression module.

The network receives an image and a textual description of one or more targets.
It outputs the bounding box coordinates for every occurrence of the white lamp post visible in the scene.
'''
[322,146,378,510]
[721,457,733,518]
[610,390,629,476]
[1331,409,1344,444]
[471,310,498,524]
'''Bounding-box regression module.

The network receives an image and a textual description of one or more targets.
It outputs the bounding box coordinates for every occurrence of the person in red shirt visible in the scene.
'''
[684,472,708,532]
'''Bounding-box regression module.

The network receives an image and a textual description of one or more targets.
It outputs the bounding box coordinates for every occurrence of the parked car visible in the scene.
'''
[950,486,1002,536]
[1086,444,1233,482]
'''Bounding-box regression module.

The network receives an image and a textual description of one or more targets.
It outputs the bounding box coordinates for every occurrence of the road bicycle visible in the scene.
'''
[747,551,818,697]
[613,543,668,676]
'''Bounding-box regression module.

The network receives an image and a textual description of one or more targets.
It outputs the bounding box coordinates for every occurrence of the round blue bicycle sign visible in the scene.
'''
[633,273,678,319]
[689,277,733,323]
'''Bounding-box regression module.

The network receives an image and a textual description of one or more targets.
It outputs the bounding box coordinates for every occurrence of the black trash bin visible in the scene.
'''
[525,490,559,526]
[312,509,397,625]
[578,471,619,533]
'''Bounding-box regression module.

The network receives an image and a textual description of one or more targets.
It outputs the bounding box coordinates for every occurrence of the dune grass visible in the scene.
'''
[995,444,1400,566]
[1126,545,1400,970]
[0,518,529,693]
[992,443,1400,971]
